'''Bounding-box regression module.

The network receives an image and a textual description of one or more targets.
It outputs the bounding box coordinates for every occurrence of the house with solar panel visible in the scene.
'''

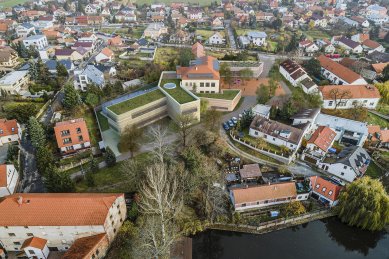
[73,65,105,91]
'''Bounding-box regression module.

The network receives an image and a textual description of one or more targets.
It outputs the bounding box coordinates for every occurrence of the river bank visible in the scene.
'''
[193,217,389,259]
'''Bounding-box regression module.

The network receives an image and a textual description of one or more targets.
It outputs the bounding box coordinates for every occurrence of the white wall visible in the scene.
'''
[0,134,20,145]
[182,79,220,93]
[318,162,356,183]
[322,97,379,109]
[249,128,300,151]
[24,245,50,259]
[321,67,367,85]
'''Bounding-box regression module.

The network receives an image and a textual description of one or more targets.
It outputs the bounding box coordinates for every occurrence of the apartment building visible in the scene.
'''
[54,119,91,155]
[320,84,380,109]
[0,70,30,95]
[73,65,105,91]
[279,59,318,93]
[177,55,220,93]
[15,23,35,38]
[0,193,126,253]
[23,35,48,50]
[0,164,19,197]
[0,47,19,69]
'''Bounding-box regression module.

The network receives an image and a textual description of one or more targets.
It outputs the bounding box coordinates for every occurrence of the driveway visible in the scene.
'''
[19,135,45,193]
[225,20,237,49]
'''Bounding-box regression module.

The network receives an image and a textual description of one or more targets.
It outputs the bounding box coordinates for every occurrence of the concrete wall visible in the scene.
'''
[182,79,220,93]
[200,90,242,111]
[0,164,19,197]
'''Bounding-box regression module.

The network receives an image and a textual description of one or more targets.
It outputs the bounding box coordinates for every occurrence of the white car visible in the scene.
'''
[232,117,238,124]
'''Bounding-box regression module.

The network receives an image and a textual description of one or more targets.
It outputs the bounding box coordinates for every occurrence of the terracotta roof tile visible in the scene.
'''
[100,47,113,57]
[308,126,336,152]
[320,84,380,100]
[54,118,90,149]
[21,237,47,250]
[372,62,389,74]
[0,193,123,226]
[362,39,381,49]
[232,182,297,204]
[177,55,220,80]
[310,176,343,202]
[0,119,19,137]
[0,165,6,187]
[317,55,363,84]
[63,234,107,259]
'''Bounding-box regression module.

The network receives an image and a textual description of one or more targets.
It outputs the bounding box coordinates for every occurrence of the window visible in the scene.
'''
[341,172,344,176]
[114,228,116,233]
[27,233,34,237]
[254,131,258,136]
[328,101,333,106]
[28,250,35,255]
[200,82,204,87]
[272,138,275,141]
[110,215,113,219]
[343,165,347,169]
[96,249,100,255]
[241,203,246,207]
[211,83,215,87]
[328,191,333,195]
[322,187,326,192]
[315,184,320,189]
[24,226,29,229]
[206,83,210,87]
[76,127,81,134]
[8,233,16,237]
[13,242,21,245]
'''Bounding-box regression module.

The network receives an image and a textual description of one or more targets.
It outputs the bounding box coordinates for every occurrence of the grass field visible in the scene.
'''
[154,47,180,68]
[72,106,101,146]
[304,30,331,40]
[196,29,224,39]
[367,113,389,128]
[0,0,29,8]
[365,161,384,179]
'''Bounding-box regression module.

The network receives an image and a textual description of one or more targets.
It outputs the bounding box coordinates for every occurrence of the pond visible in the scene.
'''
[193,217,389,259]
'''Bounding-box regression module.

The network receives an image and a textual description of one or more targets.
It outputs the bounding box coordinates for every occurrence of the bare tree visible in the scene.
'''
[175,114,196,147]
[148,125,173,164]
[138,163,183,258]
[328,88,352,110]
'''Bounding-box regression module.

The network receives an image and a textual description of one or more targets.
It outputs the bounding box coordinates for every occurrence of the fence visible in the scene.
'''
[210,209,334,234]
[230,132,294,164]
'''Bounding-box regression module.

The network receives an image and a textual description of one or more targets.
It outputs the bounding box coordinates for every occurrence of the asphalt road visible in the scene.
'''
[225,20,237,49]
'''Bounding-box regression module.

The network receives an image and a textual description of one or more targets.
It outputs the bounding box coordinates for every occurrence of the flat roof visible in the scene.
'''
[196,90,240,100]
[107,88,166,115]
[160,79,196,104]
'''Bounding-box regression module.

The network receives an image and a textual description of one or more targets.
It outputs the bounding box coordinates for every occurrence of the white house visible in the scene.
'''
[309,176,343,207]
[247,31,267,46]
[249,115,306,151]
[362,39,385,54]
[279,59,318,93]
[0,164,19,197]
[0,70,30,95]
[337,36,363,54]
[21,237,50,259]
[74,65,105,91]
[0,193,127,252]
[320,84,380,109]
[367,13,389,25]
[314,113,368,147]
[301,126,336,165]
[84,4,99,15]
[95,47,114,63]
[317,55,368,85]
[318,146,371,185]
[207,32,225,45]
[0,119,21,145]
[23,35,48,50]
[230,182,309,211]
[16,23,35,38]
[252,104,271,118]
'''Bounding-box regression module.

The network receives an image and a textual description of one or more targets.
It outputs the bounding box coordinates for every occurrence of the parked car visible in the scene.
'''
[232,117,238,124]
[238,114,243,119]
[228,120,235,127]
[223,122,230,131]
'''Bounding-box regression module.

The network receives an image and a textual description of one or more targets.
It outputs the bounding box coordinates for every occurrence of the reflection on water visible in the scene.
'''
[193,217,389,259]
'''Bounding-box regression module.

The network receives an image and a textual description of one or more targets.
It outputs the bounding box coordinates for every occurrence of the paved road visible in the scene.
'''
[40,91,64,125]
[225,20,237,49]
[18,135,45,193]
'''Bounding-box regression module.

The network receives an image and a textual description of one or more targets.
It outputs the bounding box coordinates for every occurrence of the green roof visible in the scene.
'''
[107,89,166,115]
[160,79,196,104]
[196,90,240,100]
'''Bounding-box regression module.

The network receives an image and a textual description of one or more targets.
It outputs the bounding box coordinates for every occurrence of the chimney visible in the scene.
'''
[17,196,23,206]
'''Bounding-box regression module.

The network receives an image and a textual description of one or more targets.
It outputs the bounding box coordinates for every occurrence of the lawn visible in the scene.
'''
[196,29,224,39]
[96,111,110,131]
[154,47,180,68]
[304,30,331,40]
[107,89,166,115]
[367,113,389,128]
[160,79,196,104]
[235,28,253,36]
[75,152,151,193]
[0,0,29,8]
[365,161,384,179]
[376,102,389,115]
[196,90,240,100]
[72,106,101,146]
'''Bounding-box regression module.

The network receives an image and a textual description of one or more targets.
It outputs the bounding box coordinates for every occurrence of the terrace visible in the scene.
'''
[160,78,196,104]
[106,89,166,115]
[196,90,240,100]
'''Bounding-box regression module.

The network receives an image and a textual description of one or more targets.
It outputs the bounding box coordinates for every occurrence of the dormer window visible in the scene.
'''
[322,187,326,192]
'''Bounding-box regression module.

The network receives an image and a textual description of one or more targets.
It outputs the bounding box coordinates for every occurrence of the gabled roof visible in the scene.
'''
[63,234,107,259]
[100,47,114,58]
[310,176,342,202]
[80,65,104,85]
[55,48,74,56]
[0,193,123,226]
[0,119,18,137]
[362,39,382,49]
[177,55,220,80]
[335,146,370,176]
[317,55,363,84]
[338,36,360,49]
[239,164,262,179]
[372,62,389,74]
[19,22,34,29]
[45,59,72,71]
[247,31,267,38]
[21,237,47,250]
[232,182,297,204]
[73,41,93,48]
[320,84,380,100]
[54,118,90,149]
[0,165,7,187]
[308,126,336,152]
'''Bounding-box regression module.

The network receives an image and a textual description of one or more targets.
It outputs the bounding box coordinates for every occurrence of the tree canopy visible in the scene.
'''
[337,177,389,231]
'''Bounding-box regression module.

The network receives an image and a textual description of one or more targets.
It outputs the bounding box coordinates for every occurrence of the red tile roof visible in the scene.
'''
[21,237,47,250]
[177,55,220,80]
[62,234,107,259]
[0,193,123,226]
[362,39,381,49]
[310,176,343,202]
[0,165,7,187]
[317,55,363,84]
[0,119,19,137]
[372,62,389,74]
[308,126,336,152]
[54,118,90,149]
[320,84,380,100]
[191,42,205,58]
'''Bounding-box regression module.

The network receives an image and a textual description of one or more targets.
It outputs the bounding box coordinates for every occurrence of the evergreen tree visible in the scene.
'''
[89,155,99,172]
[63,84,81,112]
[286,34,298,52]
[36,146,55,175]
[56,62,69,77]
[28,116,46,149]
[44,165,75,192]
[337,177,389,231]
[105,147,117,167]
[28,60,38,81]
[85,171,95,187]
[304,58,321,78]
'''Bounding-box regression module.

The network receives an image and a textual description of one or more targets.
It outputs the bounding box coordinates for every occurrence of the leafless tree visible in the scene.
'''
[328,88,352,110]
[138,163,183,258]
[175,114,196,147]
[148,125,173,164]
